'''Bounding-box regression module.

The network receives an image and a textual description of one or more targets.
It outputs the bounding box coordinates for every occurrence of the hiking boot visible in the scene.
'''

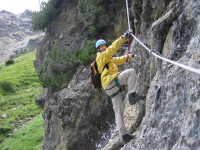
[122,134,135,144]
[128,92,146,105]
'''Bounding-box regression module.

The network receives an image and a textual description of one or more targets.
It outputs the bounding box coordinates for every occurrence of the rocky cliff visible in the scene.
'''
[0,10,44,64]
[35,0,200,149]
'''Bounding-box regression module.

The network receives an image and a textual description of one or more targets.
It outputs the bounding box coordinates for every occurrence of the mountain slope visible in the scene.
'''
[0,10,43,64]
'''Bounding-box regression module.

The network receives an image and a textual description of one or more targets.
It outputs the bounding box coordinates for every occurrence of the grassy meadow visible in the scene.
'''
[0,51,44,149]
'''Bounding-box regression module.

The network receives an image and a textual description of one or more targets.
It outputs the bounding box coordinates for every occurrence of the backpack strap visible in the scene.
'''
[95,60,109,73]
[91,61,98,74]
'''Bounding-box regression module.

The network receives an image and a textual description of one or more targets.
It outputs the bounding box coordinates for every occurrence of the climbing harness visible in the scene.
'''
[107,78,125,99]
[125,0,200,75]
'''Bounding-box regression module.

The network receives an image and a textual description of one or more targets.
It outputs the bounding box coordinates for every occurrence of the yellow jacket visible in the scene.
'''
[96,35,133,89]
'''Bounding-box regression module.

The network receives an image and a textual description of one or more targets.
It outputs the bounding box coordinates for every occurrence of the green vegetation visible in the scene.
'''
[0,81,14,92]
[69,40,96,66]
[78,0,106,38]
[78,0,124,38]
[32,0,124,35]
[5,59,15,66]
[72,40,97,66]
[78,0,106,23]
[32,0,62,31]
[0,51,43,148]
[0,114,44,150]
[38,40,76,90]
[38,40,96,90]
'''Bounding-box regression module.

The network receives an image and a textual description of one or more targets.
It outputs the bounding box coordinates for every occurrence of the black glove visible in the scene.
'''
[132,54,134,58]
[124,29,132,38]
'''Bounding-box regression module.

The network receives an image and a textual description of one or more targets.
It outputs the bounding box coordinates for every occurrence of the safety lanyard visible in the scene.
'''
[126,36,131,63]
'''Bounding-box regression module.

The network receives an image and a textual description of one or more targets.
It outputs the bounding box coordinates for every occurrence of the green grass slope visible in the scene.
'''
[0,114,44,150]
[0,51,44,149]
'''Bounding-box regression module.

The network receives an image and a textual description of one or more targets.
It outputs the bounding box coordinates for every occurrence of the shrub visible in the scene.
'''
[88,26,98,38]
[5,59,14,66]
[78,0,124,38]
[89,26,97,34]
[78,40,96,66]
[0,81,14,92]
[78,0,106,23]
[38,40,78,90]
[31,0,62,31]
[38,40,96,90]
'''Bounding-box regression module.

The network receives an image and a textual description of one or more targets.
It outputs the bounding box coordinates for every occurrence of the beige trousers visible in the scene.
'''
[105,68,137,137]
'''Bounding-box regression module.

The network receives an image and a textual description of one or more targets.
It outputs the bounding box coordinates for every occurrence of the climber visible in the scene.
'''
[95,29,146,144]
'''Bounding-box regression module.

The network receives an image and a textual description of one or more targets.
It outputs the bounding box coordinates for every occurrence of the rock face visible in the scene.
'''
[39,66,115,150]
[120,0,200,149]
[35,0,200,149]
[0,9,43,64]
